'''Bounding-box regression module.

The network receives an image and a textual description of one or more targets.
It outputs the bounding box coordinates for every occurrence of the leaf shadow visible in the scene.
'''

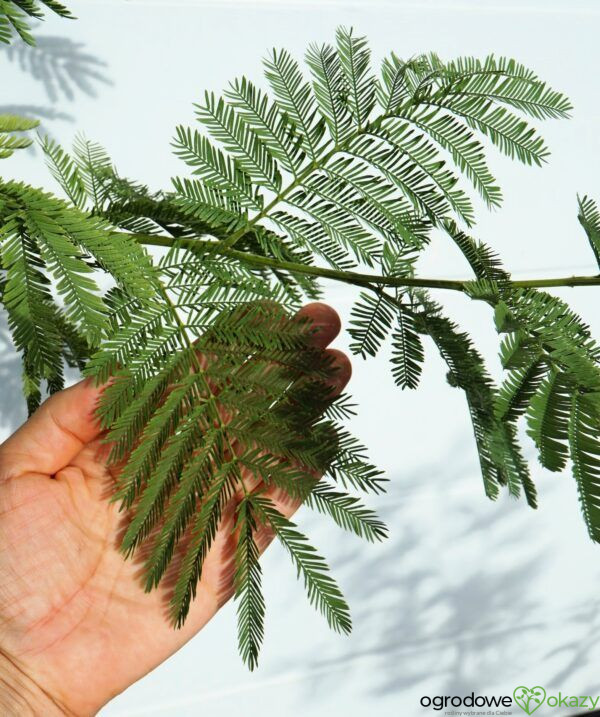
[1,34,112,150]
[0,312,85,438]
[0,103,74,122]
[278,443,555,704]
[543,605,600,713]
[0,318,28,436]
[4,35,111,103]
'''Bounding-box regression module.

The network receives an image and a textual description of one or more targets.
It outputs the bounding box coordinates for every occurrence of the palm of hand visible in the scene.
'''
[0,434,231,715]
[0,303,349,716]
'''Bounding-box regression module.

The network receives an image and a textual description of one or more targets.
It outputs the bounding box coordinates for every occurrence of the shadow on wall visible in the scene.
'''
[548,602,600,705]
[0,318,28,436]
[4,35,111,102]
[0,37,111,435]
[0,103,74,122]
[281,443,600,708]
[0,311,82,438]
[0,34,111,142]
[305,450,544,699]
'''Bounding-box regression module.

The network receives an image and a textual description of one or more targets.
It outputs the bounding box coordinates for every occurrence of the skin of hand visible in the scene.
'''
[0,302,351,717]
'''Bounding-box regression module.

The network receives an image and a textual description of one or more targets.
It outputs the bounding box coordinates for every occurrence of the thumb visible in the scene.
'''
[0,378,104,480]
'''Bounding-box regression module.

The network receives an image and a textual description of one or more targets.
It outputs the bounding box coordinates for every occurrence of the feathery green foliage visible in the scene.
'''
[2,17,600,669]
[0,179,157,410]
[0,0,73,45]
[0,114,39,158]
[578,194,600,270]
[391,304,424,390]
[252,494,352,634]
[569,392,600,542]
[233,499,265,671]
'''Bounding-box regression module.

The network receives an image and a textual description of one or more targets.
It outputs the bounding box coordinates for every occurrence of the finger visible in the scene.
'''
[295,302,341,349]
[232,345,352,497]
[241,348,352,536]
[0,379,104,480]
[320,347,352,396]
[207,302,343,447]
[188,302,340,402]
[235,302,343,405]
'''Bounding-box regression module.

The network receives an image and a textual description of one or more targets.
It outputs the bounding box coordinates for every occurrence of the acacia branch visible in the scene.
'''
[126,231,600,293]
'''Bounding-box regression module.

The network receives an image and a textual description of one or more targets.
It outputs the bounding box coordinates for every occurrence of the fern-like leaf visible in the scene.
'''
[348,290,395,358]
[40,135,86,207]
[335,26,375,128]
[391,306,424,390]
[253,495,352,634]
[0,113,38,158]
[577,194,600,270]
[569,392,600,542]
[526,369,572,472]
[305,482,388,542]
[234,499,265,671]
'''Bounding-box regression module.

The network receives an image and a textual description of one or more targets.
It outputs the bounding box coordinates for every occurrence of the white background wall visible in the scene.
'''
[2,1,600,715]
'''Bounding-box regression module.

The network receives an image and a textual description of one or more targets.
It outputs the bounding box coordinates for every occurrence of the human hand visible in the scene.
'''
[0,302,351,716]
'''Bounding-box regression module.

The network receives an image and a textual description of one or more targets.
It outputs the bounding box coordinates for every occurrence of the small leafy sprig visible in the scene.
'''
[2,15,600,669]
[0,0,73,46]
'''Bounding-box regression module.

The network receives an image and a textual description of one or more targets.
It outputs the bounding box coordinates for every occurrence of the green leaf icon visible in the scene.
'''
[513,686,547,715]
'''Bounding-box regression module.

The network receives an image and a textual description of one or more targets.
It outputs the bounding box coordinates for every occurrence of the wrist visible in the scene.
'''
[0,649,72,717]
